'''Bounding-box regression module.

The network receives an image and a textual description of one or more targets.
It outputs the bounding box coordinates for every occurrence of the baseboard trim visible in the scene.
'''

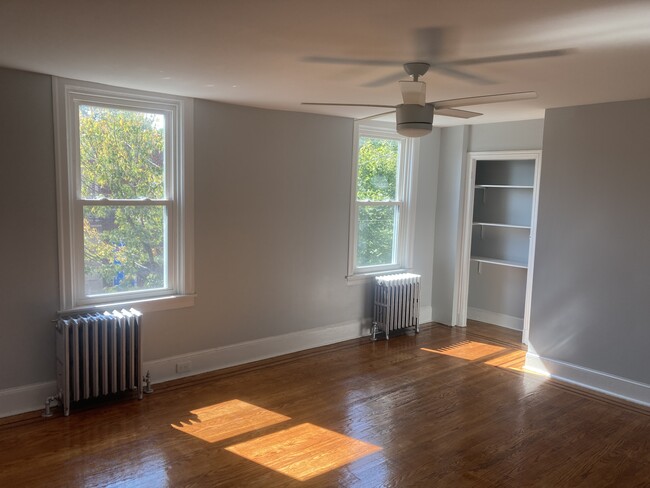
[0,381,57,419]
[525,352,650,407]
[0,319,371,419]
[467,307,523,331]
[143,318,371,385]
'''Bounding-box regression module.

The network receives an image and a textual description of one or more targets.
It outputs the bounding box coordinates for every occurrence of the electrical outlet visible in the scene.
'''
[176,361,192,374]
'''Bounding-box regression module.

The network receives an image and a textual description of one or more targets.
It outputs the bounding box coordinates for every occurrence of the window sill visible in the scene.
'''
[346,269,410,286]
[59,294,196,316]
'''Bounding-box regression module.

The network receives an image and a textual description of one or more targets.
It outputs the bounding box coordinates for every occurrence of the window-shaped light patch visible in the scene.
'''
[172,400,290,443]
[225,423,382,481]
[484,349,528,372]
[421,340,506,361]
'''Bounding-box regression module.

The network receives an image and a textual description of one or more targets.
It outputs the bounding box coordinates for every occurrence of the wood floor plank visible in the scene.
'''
[0,322,648,487]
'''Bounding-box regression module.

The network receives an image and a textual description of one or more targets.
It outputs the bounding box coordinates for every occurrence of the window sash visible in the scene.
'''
[72,99,174,201]
[356,134,402,203]
[75,201,174,304]
[354,202,401,270]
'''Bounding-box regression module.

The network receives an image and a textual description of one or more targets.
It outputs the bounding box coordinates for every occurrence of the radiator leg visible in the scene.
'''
[371,322,378,341]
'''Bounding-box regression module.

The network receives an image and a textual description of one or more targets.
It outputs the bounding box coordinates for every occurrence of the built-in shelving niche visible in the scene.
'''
[458,152,542,344]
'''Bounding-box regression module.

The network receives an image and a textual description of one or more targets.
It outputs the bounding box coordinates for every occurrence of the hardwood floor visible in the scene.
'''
[1,322,649,487]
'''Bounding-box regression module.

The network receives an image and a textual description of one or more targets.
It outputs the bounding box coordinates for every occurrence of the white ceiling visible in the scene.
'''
[1,0,649,126]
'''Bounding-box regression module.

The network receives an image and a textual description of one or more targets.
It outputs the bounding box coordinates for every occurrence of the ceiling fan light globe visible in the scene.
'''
[397,123,432,137]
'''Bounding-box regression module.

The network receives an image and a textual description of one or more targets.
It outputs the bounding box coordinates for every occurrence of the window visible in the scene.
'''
[348,123,419,279]
[54,79,194,311]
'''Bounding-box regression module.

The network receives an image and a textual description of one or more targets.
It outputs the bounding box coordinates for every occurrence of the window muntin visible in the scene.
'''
[54,79,193,310]
[349,124,418,278]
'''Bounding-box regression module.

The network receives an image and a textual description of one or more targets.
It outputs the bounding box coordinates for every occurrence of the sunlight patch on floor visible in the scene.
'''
[422,340,550,377]
[422,340,506,360]
[225,423,382,481]
[484,349,527,371]
[171,399,290,443]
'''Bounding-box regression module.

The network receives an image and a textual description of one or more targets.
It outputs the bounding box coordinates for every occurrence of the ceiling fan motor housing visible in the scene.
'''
[396,104,434,137]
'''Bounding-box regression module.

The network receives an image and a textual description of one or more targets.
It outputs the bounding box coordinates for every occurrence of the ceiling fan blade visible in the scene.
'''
[363,71,408,88]
[433,91,537,109]
[302,102,395,108]
[443,48,573,67]
[414,26,452,60]
[432,65,495,85]
[356,110,397,122]
[302,56,403,67]
[434,108,482,119]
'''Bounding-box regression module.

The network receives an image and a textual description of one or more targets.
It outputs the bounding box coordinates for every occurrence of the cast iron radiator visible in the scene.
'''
[54,308,143,416]
[372,273,421,340]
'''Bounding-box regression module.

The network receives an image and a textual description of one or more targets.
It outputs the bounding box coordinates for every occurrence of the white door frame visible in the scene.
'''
[456,150,542,344]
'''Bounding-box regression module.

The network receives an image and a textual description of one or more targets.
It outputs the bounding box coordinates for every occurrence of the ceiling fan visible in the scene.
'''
[303,62,538,137]
[304,27,571,87]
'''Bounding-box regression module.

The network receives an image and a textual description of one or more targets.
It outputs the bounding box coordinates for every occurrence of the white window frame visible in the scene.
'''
[347,121,419,282]
[53,78,194,312]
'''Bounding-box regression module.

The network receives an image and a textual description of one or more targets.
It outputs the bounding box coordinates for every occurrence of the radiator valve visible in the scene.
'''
[143,370,154,394]
[42,394,59,418]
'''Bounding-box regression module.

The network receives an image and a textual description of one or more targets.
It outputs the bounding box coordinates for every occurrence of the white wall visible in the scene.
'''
[528,99,650,401]
[0,67,438,416]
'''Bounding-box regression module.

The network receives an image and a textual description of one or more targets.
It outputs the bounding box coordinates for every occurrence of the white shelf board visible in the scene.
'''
[475,185,534,189]
[473,222,531,230]
[470,256,528,269]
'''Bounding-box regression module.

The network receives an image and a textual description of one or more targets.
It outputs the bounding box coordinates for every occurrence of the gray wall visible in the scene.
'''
[431,126,468,325]
[0,68,59,389]
[412,129,440,311]
[469,119,544,152]
[137,100,372,361]
[530,99,650,384]
[0,67,437,396]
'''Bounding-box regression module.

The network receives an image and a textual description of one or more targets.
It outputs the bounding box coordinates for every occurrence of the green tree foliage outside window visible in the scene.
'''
[79,106,166,295]
[356,137,400,267]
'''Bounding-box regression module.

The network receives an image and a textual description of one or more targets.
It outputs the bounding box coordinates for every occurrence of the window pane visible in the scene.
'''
[79,105,165,199]
[84,205,166,295]
[356,205,397,267]
[356,137,399,201]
